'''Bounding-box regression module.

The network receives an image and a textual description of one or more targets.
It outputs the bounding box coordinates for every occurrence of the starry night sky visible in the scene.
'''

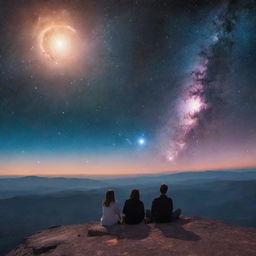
[0,0,256,175]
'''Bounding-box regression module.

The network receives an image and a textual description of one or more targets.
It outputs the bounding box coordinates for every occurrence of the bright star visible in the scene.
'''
[138,138,145,145]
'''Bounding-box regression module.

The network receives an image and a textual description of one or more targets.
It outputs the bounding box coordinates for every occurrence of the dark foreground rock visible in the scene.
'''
[6,217,256,256]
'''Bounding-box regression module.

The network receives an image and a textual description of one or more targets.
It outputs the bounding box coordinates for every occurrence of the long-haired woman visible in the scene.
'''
[123,189,145,224]
[101,190,121,226]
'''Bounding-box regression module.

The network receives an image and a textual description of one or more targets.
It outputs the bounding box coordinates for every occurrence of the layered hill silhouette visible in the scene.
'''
[7,217,256,256]
[1,170,256,255]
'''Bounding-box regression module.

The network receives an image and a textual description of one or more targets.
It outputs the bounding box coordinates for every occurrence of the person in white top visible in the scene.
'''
[101,190,121,226]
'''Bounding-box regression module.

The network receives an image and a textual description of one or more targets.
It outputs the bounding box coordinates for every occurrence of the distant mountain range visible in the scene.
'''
[0,176,109,199]
[0,169,256,255]
[1,169,256,199]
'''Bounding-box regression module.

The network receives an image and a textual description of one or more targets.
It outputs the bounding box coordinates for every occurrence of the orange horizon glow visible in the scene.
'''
[1,141,255,176]
[1,157,255,176]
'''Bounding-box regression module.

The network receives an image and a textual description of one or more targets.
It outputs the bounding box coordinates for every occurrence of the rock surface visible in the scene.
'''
[6,217,256,256]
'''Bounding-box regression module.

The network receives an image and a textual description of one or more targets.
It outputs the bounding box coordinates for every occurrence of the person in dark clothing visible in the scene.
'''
[149,184,181,223]
[123,189,145,224]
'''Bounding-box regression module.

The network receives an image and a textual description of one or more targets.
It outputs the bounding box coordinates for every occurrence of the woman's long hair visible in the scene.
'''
[103,190,115,207]
[129,189,140,200]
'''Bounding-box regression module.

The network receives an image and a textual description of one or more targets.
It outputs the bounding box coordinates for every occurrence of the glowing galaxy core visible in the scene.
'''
[165,83,207,162]
[39,25,76,63]
[186,96,203,116]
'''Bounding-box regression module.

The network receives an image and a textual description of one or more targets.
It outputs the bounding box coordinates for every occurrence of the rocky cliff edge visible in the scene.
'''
[6,217,256,256]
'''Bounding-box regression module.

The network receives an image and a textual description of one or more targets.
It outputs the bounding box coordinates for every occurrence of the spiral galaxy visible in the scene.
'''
[38,24,77,63]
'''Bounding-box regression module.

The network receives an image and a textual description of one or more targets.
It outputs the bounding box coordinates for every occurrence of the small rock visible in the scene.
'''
[33,244,57,255]
[48,225,61,229]
[87,223,110,237]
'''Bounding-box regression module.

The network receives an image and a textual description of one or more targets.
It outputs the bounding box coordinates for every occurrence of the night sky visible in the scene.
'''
[0,0,256,175]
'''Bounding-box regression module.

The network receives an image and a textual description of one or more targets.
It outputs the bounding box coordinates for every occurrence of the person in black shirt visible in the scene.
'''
[123,189,145,224]
[150,184,181,223]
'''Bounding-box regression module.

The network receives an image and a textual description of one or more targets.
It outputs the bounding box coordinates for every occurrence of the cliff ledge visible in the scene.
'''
[6,216,256,256]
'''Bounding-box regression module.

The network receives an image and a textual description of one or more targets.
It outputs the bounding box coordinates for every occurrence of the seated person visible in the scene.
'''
[123,189,145,224]
[149,184,181,223]
[101,190,121,226]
